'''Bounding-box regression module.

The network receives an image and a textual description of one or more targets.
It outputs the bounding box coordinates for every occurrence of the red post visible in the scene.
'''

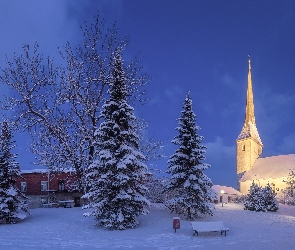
[173,217,180,233]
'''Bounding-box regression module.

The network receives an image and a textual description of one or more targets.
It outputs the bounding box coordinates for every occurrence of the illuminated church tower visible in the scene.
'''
[236,58,263,189]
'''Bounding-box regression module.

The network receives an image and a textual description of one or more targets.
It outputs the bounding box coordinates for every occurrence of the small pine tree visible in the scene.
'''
[0,121,29,224]
[165,93,215,220]
[83,48,150,230]
[244,182,265,212]
[263,183,279,212]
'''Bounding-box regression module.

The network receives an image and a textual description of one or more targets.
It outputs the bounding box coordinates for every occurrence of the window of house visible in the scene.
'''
[41,181,48,191]
[58,180,65,191]
[21,182,27,192]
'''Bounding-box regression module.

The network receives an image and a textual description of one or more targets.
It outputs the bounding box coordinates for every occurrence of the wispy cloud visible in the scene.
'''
[255,87,295,156]
[222,74,236,89]
[164,85,184,101]
[0,0,79,58]
[278,133,295,154]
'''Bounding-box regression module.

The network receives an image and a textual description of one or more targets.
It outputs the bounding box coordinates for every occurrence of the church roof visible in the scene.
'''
[237,121,263,145]
[241,154,295,181]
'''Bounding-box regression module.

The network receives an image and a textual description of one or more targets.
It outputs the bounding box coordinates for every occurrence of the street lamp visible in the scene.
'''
[221,190,224,207]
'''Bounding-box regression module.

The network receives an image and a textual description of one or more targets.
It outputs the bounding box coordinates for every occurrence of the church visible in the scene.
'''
[236,58,294,200]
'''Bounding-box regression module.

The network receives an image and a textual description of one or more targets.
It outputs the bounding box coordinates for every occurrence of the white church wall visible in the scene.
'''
[240,177,288,201]
[240,180,252,195]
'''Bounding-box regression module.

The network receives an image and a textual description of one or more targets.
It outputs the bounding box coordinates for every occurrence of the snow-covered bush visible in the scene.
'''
[283,169,295,205]
[0,121,29,224]
[263,184,279,211]
[244,182,278,212]
[244,182,266,212]
[284,196,295,206]
[229,195,247,204]
[165,93,215,220]
[83,49,150,230]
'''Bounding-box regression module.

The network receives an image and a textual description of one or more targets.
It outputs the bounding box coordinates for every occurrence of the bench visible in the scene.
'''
[42,203,58,208]
[59,200,74,208]
[191,221,229,236]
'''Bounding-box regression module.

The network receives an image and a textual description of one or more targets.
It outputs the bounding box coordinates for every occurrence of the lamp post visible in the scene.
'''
[221,190,224,207]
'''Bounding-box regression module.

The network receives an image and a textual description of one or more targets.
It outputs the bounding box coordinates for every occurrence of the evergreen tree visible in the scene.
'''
[0,121,29,224]
[244,182,279,212]
[262,183,279,212]
[244,182,266,212]
[165,93,214,220]
[83,49,150,230]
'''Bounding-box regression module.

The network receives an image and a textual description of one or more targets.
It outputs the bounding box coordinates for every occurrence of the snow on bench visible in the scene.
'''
[191,221,229,236]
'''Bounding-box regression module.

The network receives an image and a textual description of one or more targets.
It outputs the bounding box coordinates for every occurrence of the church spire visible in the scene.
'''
[236,57,263,185]
[245,57,255,125]
[237,57,262,145]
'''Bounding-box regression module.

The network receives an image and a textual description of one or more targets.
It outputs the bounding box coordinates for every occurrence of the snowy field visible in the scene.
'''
[0,203,295,250]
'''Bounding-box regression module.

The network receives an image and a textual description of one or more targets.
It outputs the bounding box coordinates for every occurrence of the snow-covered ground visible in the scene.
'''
[0,203,295,249]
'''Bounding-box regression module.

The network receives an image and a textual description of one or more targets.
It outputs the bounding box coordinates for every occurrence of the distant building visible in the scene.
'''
[212,185,241,204]
[15,169,83,208]
[236,59,294,199]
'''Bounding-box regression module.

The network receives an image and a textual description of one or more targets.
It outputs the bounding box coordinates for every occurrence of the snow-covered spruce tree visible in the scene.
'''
[83,49,150,230]
[244,182,266,212]
[0,121,29,224]
[263,183,279,212]
[165,93,215,220]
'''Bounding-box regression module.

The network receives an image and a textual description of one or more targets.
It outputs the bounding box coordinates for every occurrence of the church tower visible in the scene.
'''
[236,58,263,189]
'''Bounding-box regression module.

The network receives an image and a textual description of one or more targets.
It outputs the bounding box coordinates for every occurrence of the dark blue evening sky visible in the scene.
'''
[1,0,295,188]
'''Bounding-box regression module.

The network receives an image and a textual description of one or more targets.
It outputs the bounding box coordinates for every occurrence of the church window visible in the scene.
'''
[242,145,245,151]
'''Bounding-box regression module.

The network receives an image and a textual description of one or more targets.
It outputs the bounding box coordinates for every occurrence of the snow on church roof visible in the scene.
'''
[237,121,263,145]
[241,154,295,181]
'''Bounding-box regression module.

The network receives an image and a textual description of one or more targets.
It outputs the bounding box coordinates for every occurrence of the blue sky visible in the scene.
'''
[1,0,295,188]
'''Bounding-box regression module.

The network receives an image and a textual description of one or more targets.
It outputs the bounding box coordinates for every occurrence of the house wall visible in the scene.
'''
[15,172,78,195]
[15,171,84,208]
[215,193,229,204]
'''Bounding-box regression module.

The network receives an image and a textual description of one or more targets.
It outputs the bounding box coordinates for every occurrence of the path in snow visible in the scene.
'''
[0,203,294,249]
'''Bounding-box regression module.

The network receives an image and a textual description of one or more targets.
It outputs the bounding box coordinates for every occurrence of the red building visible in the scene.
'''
[15,169,83,208]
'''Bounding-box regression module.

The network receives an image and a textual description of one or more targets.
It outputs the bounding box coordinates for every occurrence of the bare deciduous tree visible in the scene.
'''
[0,16,149,190]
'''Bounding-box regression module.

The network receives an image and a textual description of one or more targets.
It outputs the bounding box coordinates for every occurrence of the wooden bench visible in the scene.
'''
[191,221,229,236]
[59,200,74,208]
[42,203,58,208]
